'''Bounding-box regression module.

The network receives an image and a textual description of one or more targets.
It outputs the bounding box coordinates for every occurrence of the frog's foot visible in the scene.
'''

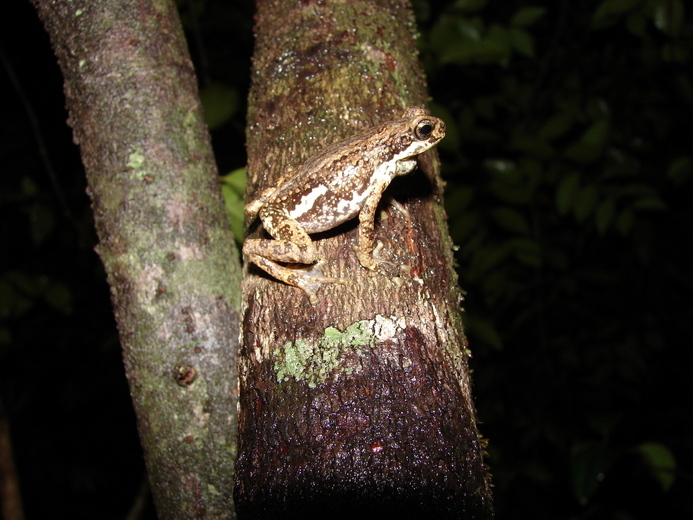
[358,241,411,277]
[387,198,411,222]
[288,259,348,305]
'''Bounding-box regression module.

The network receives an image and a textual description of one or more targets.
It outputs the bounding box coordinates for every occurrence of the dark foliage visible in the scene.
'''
[0,0,690,518]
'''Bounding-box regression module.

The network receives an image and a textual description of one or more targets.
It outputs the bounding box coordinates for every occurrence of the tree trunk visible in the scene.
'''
[31,1,242,518]
[235,1,493,519]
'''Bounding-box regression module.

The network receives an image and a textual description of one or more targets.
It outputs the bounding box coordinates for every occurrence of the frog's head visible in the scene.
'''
[396,106,446,159]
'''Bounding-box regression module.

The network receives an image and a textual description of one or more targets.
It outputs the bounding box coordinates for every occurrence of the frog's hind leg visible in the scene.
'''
[243,205,346,304]
[243,247,346,305]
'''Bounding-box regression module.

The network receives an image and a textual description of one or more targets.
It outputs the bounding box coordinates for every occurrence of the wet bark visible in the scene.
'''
[31,1,242,518]
[235,1,493,518]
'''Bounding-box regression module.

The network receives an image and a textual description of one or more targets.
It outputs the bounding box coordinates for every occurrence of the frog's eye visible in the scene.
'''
[415,120,434,139]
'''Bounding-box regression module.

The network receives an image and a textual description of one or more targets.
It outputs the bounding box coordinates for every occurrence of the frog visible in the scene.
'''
[243,106,446,304]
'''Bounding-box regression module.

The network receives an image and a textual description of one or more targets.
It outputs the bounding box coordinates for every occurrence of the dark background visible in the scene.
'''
[1,0,691,518]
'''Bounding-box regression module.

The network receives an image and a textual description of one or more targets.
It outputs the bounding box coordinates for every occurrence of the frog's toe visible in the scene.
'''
[290,263,347,304]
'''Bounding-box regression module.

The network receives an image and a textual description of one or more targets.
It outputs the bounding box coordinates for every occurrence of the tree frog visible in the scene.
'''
[243,106,446,304]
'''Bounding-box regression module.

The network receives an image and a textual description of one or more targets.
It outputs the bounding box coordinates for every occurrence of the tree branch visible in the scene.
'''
[31,1,242,518]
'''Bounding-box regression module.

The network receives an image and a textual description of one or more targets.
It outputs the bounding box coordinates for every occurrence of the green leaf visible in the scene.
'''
[574,184,599,222]
[445,186,475,216]
[652,0,685,37]
[450,212,481,242]
[616,209,635,235]
[220,168,247,195]
[509,28,535,57]
[666,156,693,185]
[592,0,641,28]
[509,238,542,267]
[595,197,616,235]
[21,176,38,196]
[199,82,239,130]
[29,203,55,246]
[626,10,648,37]
[490,207,530,235]
[220,168,247,245]
[468,243,511,278]
[632,196,667,211]
[539,110,576,141]
[462,314,503,350]
[637,441,676,492]
[564,120,610,164]
[487,173,536,205]
[44,281,73,315]
[430,15,482,57]
[582,119,610,147]
[511,135,556,160]
[440,38,509,65]
[571,443,613,503]
[510,6,546,27]
[556,173,581,216]
[662,42,690,63]
[452,0,489,13]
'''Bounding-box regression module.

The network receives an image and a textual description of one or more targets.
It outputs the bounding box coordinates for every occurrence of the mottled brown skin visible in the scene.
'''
[243,107,446,304]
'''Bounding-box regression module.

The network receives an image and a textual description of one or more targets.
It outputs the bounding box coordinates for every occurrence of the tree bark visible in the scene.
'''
[235,1,493,519]
[31,1,242,518]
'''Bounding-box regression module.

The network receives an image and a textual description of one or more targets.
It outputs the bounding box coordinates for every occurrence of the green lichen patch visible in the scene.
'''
[273,315,405,388]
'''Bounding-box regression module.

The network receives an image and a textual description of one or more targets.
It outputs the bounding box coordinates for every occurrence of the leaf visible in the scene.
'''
[564,120,610,164]
[508,238,542,267]
[440,37,509,65]
[445,186,475,216]
[220,168,247,245]
[44,281,73,315]
[509,28,535,57]
[582,119,610,147]
[616,209,635,236]
[571,443,613,504]
[626,10,648,37]
[220,168,247,194]
[199,82,239,130]
[452,0,489,13]
[573,184,599,222]
[652,0,685,37]
[539,110,576,141]
[511,135,556,160]
[462,314,503,350]
[595,197,616,235]
[29,203,55,246]
[490,207,530,235]
[637,441,676,492]
[592,0,641,28]
[510,6,546,27]
[430,15,482,57]
[21,176,38,196]
[556,173,581,216]
[666,156,693,185]
[632,196,667,211]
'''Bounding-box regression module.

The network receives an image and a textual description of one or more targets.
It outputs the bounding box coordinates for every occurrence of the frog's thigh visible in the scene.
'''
[254,205,317,264]
[242,237,316,265]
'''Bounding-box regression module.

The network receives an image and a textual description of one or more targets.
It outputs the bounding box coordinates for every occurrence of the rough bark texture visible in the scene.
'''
[235,1,493,518]
[31,1,242,518]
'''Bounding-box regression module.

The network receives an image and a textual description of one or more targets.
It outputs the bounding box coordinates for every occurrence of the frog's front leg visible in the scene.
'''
[243,205,346,304]
[354,180,394,270]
